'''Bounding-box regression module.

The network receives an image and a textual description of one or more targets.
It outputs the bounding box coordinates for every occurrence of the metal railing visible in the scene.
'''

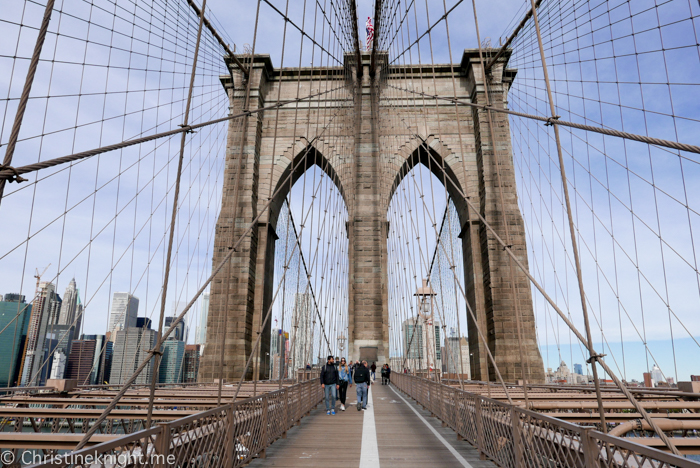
[391,373,699,468]
[27,379,322,467]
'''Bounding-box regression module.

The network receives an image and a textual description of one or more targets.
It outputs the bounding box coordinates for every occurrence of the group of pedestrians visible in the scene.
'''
[319,356,391,414]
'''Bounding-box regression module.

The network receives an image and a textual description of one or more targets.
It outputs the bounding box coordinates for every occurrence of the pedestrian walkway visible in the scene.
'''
[248,381,497,467]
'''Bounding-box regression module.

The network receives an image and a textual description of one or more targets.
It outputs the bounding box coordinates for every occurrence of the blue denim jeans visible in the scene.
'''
[324,384,337,411]
[356,382,368,409]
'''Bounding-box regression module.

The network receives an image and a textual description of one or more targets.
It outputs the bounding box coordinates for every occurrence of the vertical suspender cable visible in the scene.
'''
[0,0,56,206]
[146,0,209,429]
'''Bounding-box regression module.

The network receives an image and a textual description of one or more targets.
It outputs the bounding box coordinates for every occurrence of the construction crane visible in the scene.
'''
[16,264,50,386]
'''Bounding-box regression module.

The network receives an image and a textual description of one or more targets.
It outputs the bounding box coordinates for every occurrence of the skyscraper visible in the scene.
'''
[183,344,200,383]
[110,326,156,385]
[57,278,83,344]
[65,335,106,385]
[0,295,32,387]
[195,292,209,350]
[65,338,97,385]
[58,279,77,326]
[270,328,288,380]
[107,293,139,337]
[289,293,313,373]
[158,339,185,384]
[20,282,55,386]
[443,336,470,377]
[164,316,186,342]
[401,316,441,372]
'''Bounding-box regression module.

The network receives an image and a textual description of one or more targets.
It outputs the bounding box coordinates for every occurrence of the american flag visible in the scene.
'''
[366,17,374,50]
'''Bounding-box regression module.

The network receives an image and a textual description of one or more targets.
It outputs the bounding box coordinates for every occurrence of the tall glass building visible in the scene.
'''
[159,338,185,384]
[0,295,32,387]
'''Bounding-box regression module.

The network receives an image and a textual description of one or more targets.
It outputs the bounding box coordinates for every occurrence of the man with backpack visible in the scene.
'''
[353,360,370,411]
[320,355,340,415]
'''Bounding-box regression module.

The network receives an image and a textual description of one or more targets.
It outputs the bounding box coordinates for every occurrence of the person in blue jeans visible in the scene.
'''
[353,361,370,410]
[338,358,352,411]
[320,355,339,415]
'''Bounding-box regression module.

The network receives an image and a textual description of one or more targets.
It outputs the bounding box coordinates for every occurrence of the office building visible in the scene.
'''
[49,350,67,380]
[100,340,113,384]
[136,317,151,329]
[110,326,156,385]
[183,344,200,383]
[0,295,32,387]
[574,363,583,375]
[401,316,441,372]
[158,338,185,384]
[289,293,313,373]
[164,316,186,342]
[270,328,288,380]
[107,293,139,337]
[65,335,107,385]
[443,336,470,378]
[20,282,56,386]
[65,338,97,385]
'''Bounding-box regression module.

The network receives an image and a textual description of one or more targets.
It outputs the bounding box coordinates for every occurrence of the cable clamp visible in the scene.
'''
[0,164,28,183]
[586,353,605,364]
[150,348,164,356]
[502,244,513,251]
[178,124,195,134]
[545,115,561,127]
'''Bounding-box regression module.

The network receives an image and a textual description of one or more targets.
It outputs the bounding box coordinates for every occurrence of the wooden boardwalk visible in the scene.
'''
[248,380,497,467]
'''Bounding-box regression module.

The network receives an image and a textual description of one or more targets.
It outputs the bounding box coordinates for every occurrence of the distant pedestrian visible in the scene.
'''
[305,363,311,370]
[370,362,377,381]
[380,364,389,385]
[338,358,352,411]
[354,360,370,411]
[320,355,339,415]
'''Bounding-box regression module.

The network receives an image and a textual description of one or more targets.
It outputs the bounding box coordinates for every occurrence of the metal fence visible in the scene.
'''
[27,379,322,468]
[391,374,699,468]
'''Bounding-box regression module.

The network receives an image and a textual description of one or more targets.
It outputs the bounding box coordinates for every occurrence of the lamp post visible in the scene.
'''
[414,279,438,381]
[338,333,346,357]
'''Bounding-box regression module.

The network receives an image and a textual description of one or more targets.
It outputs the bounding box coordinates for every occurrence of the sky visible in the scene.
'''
[0,0,698,384]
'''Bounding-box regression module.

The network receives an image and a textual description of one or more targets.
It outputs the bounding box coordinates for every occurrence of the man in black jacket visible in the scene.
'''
[320,355,340,415]
[353,361,370,411]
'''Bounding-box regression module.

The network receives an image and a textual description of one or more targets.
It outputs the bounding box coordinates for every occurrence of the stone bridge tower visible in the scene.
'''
[199,50,545,384]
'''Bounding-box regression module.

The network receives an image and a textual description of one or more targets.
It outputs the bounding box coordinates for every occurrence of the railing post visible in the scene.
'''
[580,427,597,468]
[154,422,171,468]
[511,407,523,468]
[225,403,236,465]
[475,397,486,460]
[259,395,268,459]
[283,388,289,434]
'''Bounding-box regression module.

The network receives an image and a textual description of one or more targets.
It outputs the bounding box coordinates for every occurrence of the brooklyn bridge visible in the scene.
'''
[0,0,699,466]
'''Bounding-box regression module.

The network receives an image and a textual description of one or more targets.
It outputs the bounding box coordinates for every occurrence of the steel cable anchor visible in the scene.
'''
[0,164,28,183]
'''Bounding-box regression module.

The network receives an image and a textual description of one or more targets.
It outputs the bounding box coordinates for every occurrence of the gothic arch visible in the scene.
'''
[385,135,469,226]
[268,141,348,230]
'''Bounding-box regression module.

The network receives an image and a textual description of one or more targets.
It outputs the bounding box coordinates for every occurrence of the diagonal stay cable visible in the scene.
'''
[0,85,347,183]
[384,83,700,155]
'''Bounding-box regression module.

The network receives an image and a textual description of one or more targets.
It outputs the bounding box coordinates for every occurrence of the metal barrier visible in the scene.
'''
[28,379,322,467]
[391,373,699,468]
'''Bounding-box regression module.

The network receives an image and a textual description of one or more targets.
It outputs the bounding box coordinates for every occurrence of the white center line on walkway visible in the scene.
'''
[389,385,474,468]
[360,385,380,467]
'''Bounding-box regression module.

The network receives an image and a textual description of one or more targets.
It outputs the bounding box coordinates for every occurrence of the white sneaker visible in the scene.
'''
[341,404,345,411]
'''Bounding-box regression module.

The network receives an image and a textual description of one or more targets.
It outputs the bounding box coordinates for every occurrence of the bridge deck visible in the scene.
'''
[248,381,496,467]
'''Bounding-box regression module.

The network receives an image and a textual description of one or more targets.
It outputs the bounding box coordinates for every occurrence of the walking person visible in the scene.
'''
[338,358,351,411]
[385,363,391,385]
[320,355,339,415]
[370,362,377,381]
[380,364,388,385]
[354,360,370,411]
